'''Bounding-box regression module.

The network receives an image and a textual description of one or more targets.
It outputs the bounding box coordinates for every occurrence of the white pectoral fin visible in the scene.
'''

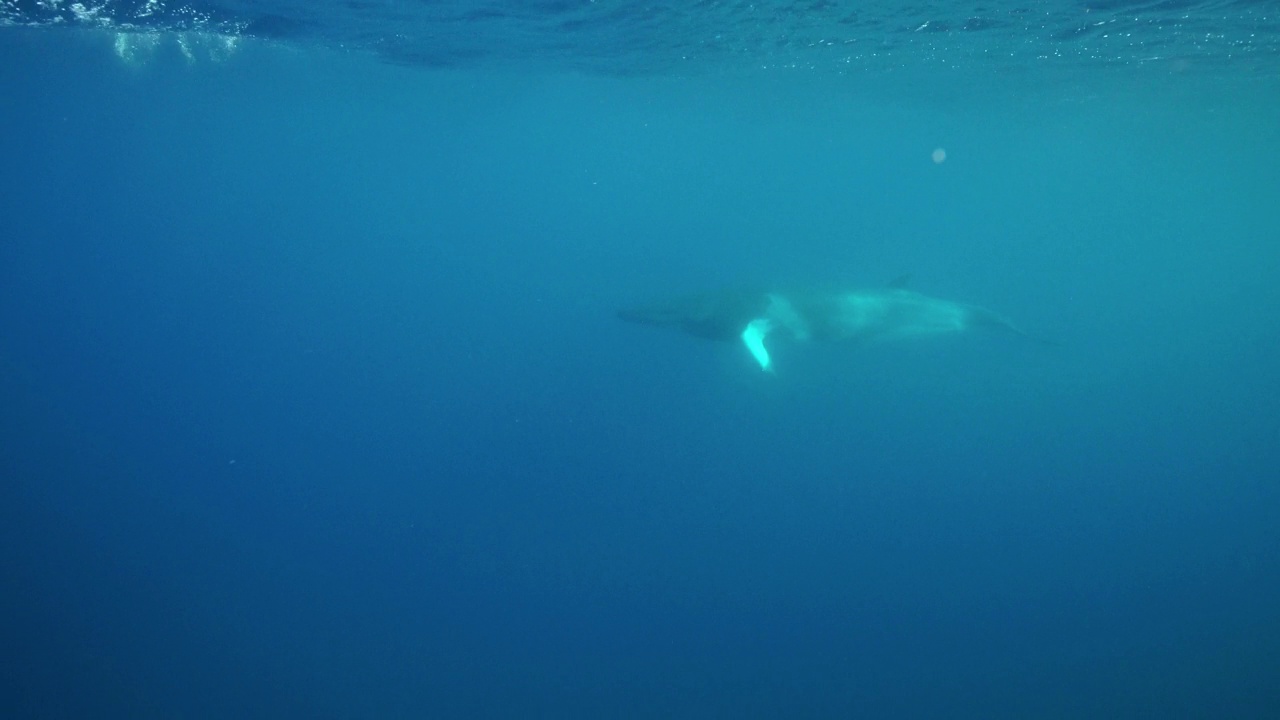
[741,318,775,373]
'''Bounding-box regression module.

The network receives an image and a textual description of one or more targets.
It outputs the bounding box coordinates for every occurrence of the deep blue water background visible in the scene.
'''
[3,17,1280,719]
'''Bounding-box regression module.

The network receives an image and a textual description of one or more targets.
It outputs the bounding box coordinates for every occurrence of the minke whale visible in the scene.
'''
[618,277,1048,372]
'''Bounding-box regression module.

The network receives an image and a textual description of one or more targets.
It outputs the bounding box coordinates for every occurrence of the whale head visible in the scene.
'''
[617,290,769,342]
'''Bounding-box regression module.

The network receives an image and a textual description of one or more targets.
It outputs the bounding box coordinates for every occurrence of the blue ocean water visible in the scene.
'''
[2,2,1279,718]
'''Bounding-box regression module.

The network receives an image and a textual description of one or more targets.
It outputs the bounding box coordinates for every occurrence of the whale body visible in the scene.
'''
[618,279,1045,372]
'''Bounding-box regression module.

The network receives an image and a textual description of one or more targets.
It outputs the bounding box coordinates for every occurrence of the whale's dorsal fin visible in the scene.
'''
[888,274,911,289]
[741,318,776,373]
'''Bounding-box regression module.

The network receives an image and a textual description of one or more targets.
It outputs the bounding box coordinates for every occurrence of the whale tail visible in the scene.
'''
[968,307,1059,347]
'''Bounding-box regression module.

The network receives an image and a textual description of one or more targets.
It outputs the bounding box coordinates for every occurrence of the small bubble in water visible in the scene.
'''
[932,148,947,164]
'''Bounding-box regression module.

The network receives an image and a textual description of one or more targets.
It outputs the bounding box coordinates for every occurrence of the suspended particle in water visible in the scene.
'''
[932,148,947,164]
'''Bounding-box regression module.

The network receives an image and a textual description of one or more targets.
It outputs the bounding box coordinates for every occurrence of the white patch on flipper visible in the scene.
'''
[741,318,775,372]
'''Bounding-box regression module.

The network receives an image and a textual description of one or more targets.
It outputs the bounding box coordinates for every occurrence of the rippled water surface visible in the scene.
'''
[4,0,1280,75]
